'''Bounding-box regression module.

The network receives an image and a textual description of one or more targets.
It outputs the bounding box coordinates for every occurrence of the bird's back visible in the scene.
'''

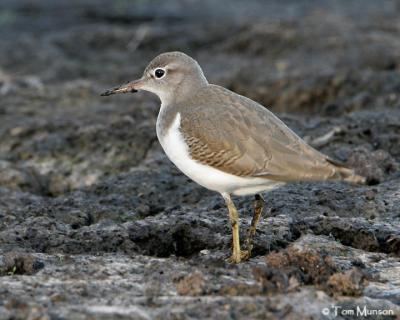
[177,84,364,184]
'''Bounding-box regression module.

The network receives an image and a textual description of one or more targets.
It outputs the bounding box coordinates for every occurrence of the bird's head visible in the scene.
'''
[101,51,208,105]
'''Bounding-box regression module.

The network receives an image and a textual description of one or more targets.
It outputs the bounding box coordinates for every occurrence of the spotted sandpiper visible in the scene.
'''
[101,51,365,263]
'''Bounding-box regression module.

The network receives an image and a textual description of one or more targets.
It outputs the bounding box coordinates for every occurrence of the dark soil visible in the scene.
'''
[0,0,399,319]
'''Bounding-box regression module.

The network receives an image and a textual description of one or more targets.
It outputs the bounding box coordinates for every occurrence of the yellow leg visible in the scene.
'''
[243,194,265,260]
[222,193,242,263]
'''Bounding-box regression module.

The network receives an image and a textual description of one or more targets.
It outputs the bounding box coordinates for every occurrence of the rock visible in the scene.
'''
[0,160,48,194]
[347,147,399,184]
[326,268,367,297]
[176,271,206,296]
[0,252,44,276]
[0,0,399,319]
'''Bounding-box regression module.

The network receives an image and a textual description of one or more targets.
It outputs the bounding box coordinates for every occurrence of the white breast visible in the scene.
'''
[157,111,283,196]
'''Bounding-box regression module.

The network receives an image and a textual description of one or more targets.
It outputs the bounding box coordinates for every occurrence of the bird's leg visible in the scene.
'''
[222,193,242,263]
[242,194,265,260]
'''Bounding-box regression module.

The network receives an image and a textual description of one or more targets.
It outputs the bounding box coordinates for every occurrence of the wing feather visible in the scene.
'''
[178,85,341,182]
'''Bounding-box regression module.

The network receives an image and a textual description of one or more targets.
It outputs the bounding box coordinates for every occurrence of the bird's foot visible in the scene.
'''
[240,249,252,261]
[227,250,252,264]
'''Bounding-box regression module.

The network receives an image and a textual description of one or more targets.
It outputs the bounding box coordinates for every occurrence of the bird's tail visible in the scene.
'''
[340,168,366,184]
[327,158,366,185]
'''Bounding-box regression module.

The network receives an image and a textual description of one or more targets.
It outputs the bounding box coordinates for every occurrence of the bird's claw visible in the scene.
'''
[227,250,252,264]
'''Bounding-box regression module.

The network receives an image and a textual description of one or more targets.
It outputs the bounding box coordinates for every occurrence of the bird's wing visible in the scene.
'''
[179,85,340,182]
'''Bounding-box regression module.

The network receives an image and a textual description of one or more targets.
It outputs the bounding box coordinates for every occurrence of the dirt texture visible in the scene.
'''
[0,0,399,319]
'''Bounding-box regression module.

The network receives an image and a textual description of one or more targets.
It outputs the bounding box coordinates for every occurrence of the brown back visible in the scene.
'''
[173,84,360,183]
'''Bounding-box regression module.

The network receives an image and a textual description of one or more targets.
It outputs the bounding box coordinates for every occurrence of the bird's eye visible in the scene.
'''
[154,68,165,78]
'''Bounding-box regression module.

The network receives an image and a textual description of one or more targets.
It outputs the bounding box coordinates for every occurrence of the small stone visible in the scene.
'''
[176,271,205,296]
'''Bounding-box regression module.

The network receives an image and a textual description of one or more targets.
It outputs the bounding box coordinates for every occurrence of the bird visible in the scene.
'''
[101,51,365,263]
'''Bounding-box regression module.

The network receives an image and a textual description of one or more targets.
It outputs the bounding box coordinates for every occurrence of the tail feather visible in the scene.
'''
[327,159,366,185]
[340,168,366,184]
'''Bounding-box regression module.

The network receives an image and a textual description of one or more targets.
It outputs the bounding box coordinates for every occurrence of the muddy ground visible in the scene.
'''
[0,0,399,319]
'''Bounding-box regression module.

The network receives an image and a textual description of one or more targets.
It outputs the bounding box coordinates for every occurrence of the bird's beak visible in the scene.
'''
[101,79,143,96]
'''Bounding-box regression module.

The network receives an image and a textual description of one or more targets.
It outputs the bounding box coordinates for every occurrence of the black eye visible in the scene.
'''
[155,69,165,78]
